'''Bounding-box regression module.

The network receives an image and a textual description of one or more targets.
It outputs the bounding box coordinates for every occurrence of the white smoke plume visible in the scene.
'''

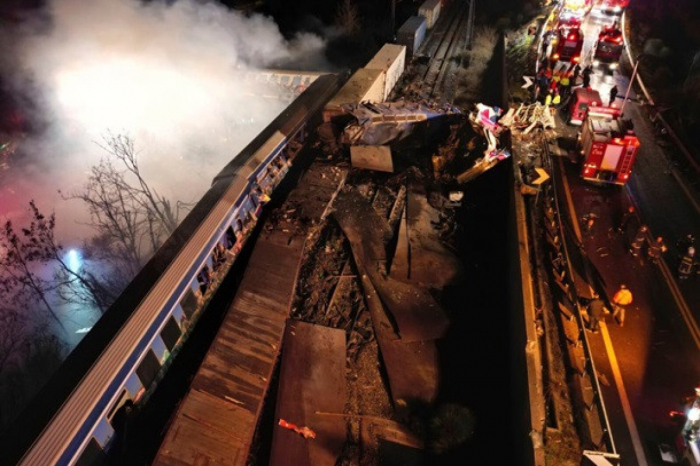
[1,0,330,244]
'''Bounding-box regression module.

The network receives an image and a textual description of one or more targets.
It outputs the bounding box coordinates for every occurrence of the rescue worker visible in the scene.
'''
[677,234,696,254]
[609,85,618,107]
[678,247,696,280]
[559,73,571,99]
[550,71,561,92]
[582,65,593,88]
[552,88,562,107]
[612,284,633,327]
[572,63,581,85]
[545,90,553,107]
[587,293,605,332]
[617,205,636,234]
[629,225,648,257]
[648,236,668,264]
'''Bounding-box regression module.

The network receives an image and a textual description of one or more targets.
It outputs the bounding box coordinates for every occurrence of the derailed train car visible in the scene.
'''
[2,73,343,466]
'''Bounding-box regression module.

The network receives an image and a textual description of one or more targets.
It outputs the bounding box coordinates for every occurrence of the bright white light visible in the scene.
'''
[55,60,215,137]
[67,248,81,272]
[689,407,700,422]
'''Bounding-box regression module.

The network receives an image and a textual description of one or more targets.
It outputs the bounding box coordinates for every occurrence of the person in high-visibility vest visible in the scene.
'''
[648,236,668,264]
[545,91,553,107]
[552,89,562,107]
[679,247,695,280]
[629,225,648,257]
[612,284,633,327]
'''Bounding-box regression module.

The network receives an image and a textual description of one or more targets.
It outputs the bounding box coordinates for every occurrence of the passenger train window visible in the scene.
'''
[224,226,236,249]
[107,389,129,426]
[75,437,105,466]
[160,316,182,352]
[180,288,198,319]
[136,349,160,390]
[124,373,143,400]
[151,334,169,364]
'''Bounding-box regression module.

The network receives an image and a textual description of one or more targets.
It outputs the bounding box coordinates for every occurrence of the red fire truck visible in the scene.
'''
[593,0,629,17]
[551,26,584,64]
[578,108,639,185]
[592,25,624,71]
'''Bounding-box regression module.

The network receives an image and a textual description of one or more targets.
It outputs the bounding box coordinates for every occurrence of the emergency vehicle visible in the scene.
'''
[551,26,584,64]
[593,0,629,16]
[568,87,603,126]
[659,388,700,465]
[593,25,624,71]
[578,107,639,185]
[559,0,591,22]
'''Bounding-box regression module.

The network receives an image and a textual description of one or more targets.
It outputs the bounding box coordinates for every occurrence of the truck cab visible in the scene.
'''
[551,27,584,65]
[579,108,639,185]
[593,25,624,71]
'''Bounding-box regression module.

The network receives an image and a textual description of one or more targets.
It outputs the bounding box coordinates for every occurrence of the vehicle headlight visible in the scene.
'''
[593,59,600,66]
[609,63,618,70]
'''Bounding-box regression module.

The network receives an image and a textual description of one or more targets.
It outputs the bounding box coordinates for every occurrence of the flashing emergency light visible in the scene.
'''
[689,407,700,422]
[68,249,81,272]
[568,34,575,40]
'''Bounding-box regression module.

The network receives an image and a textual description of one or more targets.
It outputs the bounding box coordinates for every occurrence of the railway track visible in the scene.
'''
[422,0,471,98]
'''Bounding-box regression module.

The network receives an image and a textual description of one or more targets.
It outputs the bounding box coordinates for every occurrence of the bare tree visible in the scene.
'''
[0,209,64,328]
[335,0,361,35]
[63,133,187,274]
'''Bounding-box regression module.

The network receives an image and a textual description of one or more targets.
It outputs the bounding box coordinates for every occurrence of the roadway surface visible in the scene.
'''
[546,7,700,466]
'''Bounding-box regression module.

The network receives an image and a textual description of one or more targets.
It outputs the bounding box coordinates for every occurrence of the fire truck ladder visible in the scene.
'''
[617,147,634,173]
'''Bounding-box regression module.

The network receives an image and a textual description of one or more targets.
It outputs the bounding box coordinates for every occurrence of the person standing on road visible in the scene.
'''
[648,236,668,264]
[609,85,618,107]
[552,88,562,107]
[612,284,633,327]
[679,247,696,280]
[630,225,648,257]
[560,73,571,99]
[582,65,593,88]
[572,63,581,85]
[617,205,636,234]
[587,294,605,332]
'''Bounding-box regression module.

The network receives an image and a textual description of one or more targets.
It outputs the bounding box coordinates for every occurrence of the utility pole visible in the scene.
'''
[391,0,396,41]
[620,54,642,117]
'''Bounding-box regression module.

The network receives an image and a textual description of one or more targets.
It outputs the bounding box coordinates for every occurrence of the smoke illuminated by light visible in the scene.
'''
[54,60,215,136]
[1,0,329,243]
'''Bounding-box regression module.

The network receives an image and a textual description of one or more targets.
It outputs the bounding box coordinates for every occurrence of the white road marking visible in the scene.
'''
[600,321,649,466]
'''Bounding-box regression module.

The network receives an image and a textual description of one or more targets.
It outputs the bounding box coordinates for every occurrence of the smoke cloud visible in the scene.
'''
[1,0,330,244]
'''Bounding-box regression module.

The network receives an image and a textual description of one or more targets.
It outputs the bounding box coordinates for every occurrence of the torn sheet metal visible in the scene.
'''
[350,145,394,173]
[342,100,461,145]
